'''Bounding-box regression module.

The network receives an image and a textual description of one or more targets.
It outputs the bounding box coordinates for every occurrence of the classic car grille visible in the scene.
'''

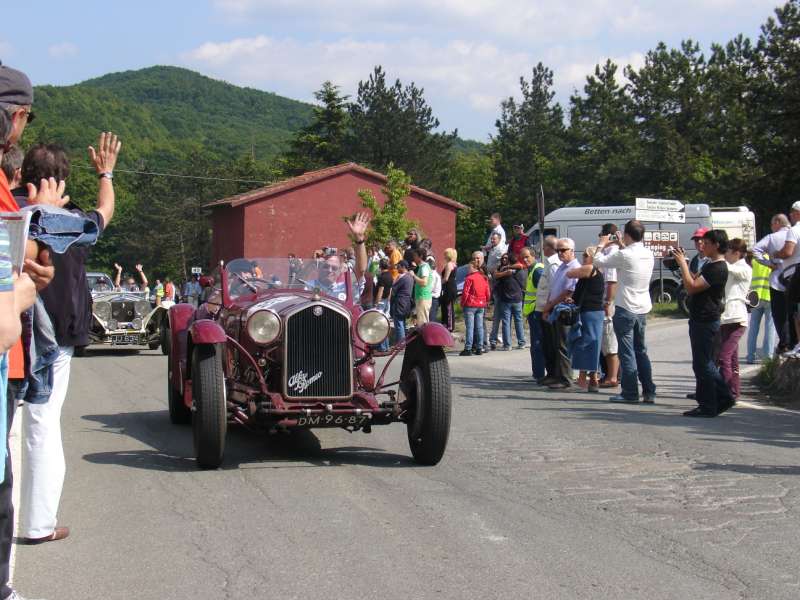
[285,305,352,399]
[111,301,136,322]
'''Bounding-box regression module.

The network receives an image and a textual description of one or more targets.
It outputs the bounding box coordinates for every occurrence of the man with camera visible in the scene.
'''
[594,220,656,404]
[597,224,620,387]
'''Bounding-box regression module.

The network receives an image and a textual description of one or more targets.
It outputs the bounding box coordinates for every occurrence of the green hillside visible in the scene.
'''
[26,65,316,164]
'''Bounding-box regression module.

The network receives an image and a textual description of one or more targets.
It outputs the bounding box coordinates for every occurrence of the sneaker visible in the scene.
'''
[474,348,484,356]
[609,395,639,404]
[489,343,497,351]
[643,394,656,404]
[500,346,511,351]
[459,349,472,356]
[716,398,736,415]
[516,344,526,350]
[547,381,572,390]
[683,407,716,418]
[539,377,559,386]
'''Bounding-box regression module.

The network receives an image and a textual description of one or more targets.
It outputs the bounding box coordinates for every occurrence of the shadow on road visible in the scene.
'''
[81,410,415,472]
[692,462,800,476]
[520,404,800,451]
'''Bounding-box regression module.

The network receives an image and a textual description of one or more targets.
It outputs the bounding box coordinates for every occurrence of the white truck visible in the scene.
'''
[528,203,756,304]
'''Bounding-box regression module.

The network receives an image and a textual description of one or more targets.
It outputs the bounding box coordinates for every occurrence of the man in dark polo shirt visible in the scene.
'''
[17,135,121,548]
[673,229,734,417]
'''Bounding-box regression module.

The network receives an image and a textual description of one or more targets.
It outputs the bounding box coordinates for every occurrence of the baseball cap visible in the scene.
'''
[0,61,33,106]
[691,227,709,240]
[791,200,800,212]
[513,223,524,229]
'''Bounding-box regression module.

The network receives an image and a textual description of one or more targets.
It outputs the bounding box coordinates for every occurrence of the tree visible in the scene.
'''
[347,66,457,191]
[280,81,350,176]
[567,60,641,204]
[354,163,418,247]
[491,63,566,227]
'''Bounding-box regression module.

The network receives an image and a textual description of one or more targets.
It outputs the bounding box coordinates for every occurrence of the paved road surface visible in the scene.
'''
[13,318,800,600]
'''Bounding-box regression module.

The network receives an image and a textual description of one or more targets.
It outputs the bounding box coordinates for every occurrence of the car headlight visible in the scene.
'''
[95,301,112,321]
[134,300,151,316]
[356,310,390,345]
[107,319,118,331]
[246,310,281,345]
[132,318,143,330]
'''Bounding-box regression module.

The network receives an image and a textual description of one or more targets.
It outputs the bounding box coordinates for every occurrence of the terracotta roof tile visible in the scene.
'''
[204,162,465,210]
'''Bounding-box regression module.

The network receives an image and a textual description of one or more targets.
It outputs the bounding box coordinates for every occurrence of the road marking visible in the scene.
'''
[9,409,21,584]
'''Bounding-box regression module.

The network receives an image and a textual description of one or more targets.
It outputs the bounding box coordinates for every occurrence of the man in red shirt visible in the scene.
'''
[508,224,529,260]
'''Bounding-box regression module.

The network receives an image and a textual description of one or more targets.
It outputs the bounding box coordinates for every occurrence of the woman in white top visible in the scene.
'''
[718,238,753,399]
[427,256,443,323]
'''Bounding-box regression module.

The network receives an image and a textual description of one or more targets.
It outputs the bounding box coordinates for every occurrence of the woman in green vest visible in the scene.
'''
[746,253,776,363]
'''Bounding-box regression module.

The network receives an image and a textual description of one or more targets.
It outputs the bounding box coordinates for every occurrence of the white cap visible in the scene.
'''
[792,200,800,212]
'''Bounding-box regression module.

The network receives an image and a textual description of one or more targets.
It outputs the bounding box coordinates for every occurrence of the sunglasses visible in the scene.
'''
[556,248,572,253]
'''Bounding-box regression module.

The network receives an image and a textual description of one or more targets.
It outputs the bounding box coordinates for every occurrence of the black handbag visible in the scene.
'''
[558,305,580,326]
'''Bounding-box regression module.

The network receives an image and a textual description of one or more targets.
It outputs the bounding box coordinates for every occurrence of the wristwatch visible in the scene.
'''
[98,171,113,180]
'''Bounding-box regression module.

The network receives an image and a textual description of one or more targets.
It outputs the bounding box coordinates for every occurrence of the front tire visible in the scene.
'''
[160,324,171,356]
[403,345,451,465]
[191,344,227,469]
[168,360,191,425]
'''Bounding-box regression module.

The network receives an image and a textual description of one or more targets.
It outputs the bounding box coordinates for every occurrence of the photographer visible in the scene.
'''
[493,251,527,350]
[594,220,656,404]
[672,229,735,417]
[596,224,620,387]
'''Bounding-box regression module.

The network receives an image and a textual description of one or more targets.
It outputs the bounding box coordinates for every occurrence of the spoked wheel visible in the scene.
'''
[160,324,171,356]
[168,359,191,425]
[403,345,451,465]
[191,344,227,469]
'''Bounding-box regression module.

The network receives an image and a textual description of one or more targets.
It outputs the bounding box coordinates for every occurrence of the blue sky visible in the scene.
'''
[0,0,783,140]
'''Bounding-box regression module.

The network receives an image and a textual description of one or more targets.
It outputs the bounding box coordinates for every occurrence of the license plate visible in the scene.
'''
[111,334,141,345]
[295,414,369,428]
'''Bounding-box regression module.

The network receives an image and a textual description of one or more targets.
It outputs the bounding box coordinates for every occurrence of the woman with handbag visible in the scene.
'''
[567,247,606,392]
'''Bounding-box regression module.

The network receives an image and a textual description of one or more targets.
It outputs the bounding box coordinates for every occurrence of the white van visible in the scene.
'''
[528,204,756,302]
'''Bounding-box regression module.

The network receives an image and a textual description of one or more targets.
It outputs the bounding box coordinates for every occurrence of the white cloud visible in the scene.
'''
[47,42,78,60]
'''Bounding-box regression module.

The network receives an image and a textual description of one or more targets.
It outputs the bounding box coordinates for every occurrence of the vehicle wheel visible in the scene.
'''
[403,345,451,465]
[191,344,227,469]
[160,324,171,356]
[168,360,191,425]
[148,338,161,351]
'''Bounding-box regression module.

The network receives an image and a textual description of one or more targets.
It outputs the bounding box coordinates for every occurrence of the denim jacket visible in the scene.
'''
[22,204,100,252]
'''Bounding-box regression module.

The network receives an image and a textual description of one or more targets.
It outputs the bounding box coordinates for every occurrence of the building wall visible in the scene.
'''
[233,171,458,265]
[211,205,245,265]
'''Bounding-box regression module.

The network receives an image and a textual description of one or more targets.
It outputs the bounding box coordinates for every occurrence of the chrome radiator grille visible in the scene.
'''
[284,305,352,399]
[111,301,136,322]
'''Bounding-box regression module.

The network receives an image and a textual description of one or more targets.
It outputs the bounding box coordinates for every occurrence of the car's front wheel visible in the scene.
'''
[191,343,227,469]
[403,345,451,465]
[160,324,171,356]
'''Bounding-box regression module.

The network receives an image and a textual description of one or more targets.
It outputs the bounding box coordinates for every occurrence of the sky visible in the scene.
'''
[0,0,784,141]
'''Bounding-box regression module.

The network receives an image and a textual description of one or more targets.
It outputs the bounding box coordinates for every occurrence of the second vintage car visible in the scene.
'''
[166,257,454,469]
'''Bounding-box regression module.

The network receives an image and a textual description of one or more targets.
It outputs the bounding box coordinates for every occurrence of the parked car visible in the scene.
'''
[87,277,172,353]
[166,257,454,469]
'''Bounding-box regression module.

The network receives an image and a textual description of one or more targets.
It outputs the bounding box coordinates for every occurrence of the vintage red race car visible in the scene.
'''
[166,257,453,469]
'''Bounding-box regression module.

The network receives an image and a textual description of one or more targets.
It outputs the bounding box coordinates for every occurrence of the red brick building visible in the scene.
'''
[205,163,464,265]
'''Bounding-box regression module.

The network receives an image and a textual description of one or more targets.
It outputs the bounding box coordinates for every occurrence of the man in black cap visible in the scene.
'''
[0,61,35,213]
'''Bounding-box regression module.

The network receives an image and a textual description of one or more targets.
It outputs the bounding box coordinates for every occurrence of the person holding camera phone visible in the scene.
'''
[596,223,621,387]
[672,229,735,417]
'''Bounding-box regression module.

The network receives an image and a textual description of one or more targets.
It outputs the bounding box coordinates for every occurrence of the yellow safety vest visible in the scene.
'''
[523,262,544,317]
[750,258,771,302]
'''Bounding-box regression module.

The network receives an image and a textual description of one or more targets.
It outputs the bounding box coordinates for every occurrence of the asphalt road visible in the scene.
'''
[12,318,800,600]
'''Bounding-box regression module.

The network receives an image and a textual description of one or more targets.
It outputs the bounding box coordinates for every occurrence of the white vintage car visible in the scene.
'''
[85,273,173,353]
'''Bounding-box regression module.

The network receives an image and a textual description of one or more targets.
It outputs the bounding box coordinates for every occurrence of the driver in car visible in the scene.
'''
[304,212,371,298]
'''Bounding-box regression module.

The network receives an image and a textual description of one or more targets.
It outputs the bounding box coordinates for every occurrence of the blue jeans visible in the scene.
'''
[501,301,525,347]
[463,307,485,350]
[689,319,733,413]
[527,311,545,379]
[746,300,775,362]
[393,316,406,345]
[612,306,656,400]
[490,293,504,345]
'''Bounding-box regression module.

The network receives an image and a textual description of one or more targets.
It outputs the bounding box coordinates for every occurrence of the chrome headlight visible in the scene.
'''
[107,319,118,331]
[134,300,151,316]
[356,310,390,345]
[246,310,281,345]
[132,317,143,330]
[95,301,112,321]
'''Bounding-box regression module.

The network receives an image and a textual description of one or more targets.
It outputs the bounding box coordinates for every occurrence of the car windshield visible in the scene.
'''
[224,258,359,303]
[87,273,114,293]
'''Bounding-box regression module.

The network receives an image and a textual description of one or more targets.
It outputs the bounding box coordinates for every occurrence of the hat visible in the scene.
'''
[513,223,524,229]
[691,227,709,240]
[791,200,800,212]
[0,62,33,106]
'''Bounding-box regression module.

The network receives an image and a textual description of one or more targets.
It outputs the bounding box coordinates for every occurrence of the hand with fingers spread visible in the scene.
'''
[27,177,69,208]
[135,264,143,272]
[89,131,122,175]
[114,263,122,272]
[346,211,371,242]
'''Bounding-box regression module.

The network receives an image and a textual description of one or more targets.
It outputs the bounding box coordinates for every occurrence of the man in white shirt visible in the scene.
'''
[534,236,561,384]
[484,212,507,251]
[753,213,793,352]
[773,202,800,351]
[594,219,656,404]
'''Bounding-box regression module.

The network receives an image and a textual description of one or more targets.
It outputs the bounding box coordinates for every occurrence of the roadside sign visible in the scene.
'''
[635,197,685,223]
[191,267,202,274]
[643,230,680,258]
[635,208,686,223]
[635,197,684,211]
